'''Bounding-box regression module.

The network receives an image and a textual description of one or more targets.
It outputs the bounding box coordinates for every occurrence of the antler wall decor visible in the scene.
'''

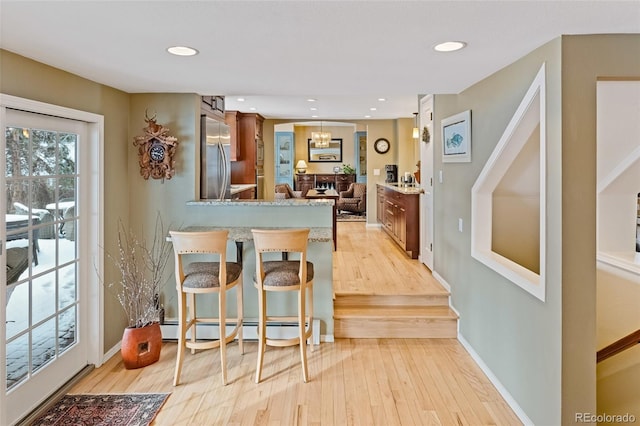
[133,111,179,181]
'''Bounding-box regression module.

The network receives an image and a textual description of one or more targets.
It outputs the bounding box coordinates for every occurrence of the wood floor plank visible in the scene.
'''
[62,222,523,425]
[68,339,522,426]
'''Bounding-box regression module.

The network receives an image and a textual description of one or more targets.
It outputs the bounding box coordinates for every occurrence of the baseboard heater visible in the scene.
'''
[160,318,321,345]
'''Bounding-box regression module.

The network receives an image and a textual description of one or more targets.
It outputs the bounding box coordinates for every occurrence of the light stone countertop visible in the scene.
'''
[230,184,256,195]
[173,226,332,243]
[187,198,335,206]
[378,183,424,195]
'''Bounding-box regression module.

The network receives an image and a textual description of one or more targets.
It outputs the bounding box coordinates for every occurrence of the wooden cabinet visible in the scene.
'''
[377,184,419,259]
[296,173,355,196]
[335,174,355,193]
[224,111,240,161]
[295,174,315,196]
[229,112,264,198]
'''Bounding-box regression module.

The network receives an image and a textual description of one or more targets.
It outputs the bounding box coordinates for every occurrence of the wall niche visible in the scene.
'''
[471,63,547,301]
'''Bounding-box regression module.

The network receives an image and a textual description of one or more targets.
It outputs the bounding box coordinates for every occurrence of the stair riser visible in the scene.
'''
[334,294,449,308]
[334,318,457,339]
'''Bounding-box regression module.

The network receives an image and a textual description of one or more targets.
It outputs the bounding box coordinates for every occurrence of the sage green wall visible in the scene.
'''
[0,49,131,351]
[560,34,640,424]
[433,35,640,424]
[434,39,563,424]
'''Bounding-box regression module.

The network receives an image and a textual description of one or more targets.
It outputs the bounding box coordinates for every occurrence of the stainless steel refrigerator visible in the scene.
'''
[200,115,232,200]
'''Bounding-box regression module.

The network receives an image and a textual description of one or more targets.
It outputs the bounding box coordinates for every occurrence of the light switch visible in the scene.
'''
[458,218,463,232]
[373,168,381,176]
[439,170,443,183]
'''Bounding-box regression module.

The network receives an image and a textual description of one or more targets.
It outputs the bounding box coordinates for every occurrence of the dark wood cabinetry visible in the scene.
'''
[295,174,315,196]
[224,111,240,161]
[335,174,355,193]
[229,112,264,198]
[377,184,419,259]
[295,173,355,196]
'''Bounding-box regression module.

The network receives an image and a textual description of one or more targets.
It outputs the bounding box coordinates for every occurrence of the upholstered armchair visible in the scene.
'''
[337,183,366,214]
[274,183,303,199]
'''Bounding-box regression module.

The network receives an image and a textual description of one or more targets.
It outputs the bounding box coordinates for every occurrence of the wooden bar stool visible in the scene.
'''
[252,228,314,383]
[169,230,244,386]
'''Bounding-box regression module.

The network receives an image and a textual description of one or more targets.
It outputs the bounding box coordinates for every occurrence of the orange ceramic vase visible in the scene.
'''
[121,322,162,369]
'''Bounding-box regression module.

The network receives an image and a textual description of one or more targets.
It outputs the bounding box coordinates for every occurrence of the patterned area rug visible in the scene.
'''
[336,212,366,222]
[32,393,170,426]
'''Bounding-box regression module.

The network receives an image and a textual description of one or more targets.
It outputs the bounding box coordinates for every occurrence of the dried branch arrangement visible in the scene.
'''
[106,214,172,328]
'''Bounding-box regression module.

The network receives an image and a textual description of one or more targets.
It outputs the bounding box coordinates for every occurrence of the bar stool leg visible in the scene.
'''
[174,293,188,386]
[237,278,244,355]
[299,285,309,383]
[308,284,314,353]
[188,293,196,355]
[255,287,266,383]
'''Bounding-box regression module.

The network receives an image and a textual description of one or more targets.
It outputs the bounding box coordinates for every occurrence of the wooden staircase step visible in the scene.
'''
[334,306,458,339]
[334,292,449,308]
[334,305,456,318]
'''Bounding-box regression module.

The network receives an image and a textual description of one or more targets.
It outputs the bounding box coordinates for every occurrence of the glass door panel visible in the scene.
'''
[3,109,86,424]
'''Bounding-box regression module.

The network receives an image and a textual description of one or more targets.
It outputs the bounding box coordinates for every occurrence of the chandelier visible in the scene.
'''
[311,121,331,148]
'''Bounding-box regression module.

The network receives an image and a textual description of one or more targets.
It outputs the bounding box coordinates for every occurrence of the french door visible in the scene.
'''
[1,97,103,425]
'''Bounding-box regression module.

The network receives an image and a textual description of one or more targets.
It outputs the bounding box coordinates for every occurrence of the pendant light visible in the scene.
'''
[412,112,420,139]
[311,121,331,148]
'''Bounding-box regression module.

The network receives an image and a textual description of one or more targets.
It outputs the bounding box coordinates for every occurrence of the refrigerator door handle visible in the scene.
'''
[218,141,229,200]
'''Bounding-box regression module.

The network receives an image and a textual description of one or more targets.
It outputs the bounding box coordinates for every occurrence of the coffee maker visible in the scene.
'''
[385,164,398,183]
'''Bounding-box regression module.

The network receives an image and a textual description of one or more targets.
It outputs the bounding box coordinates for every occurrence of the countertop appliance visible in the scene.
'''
[200,115,232,200]
[385,164,398,183]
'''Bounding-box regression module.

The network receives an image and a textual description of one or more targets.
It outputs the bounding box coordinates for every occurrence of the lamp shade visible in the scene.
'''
[412,112,420,139]
[295,160,308,173]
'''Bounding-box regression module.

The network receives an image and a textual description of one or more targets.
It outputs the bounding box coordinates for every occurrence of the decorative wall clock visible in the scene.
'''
[374,137,390,154]
[133,112,179,181]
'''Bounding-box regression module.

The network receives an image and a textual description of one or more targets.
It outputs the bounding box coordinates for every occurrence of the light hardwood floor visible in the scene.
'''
[333,222,445,295]
[67,221,522,425]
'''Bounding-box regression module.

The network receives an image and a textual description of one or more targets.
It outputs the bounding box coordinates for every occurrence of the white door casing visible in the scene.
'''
[419,95,434,270]
[0,95,103,425]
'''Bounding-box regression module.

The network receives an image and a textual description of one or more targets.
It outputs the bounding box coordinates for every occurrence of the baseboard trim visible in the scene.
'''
[457,334,533,426]
[159,319,321,345]
[432,271,451,293]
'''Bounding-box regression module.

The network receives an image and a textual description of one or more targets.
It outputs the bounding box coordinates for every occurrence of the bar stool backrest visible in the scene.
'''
[169,230,230,289]
[252,228,310,287]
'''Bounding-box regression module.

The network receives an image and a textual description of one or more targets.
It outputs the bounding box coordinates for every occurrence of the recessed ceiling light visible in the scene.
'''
[307,98,317,102]
[378,98,386,102]
[310,107,318,111]
[311,115,319,118]
[364,115,371,118]
[434,41,467,52]
[249,107,256,111]
[236,98,245,102]
[166,46,199,56]
[370,107,377,111]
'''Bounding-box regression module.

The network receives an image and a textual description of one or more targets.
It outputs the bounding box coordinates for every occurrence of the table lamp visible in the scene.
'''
[296,160,308,174]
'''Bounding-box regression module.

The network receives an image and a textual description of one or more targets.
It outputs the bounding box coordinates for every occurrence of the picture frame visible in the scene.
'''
[308,138,343,162]
[441,110,471,163]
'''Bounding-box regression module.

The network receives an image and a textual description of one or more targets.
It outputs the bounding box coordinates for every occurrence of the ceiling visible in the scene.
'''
[1,1,639,120]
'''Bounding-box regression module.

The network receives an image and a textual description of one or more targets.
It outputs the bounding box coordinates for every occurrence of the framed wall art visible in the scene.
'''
[441,110,471,163]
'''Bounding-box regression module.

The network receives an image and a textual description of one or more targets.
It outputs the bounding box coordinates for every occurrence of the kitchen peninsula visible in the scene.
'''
[171,197,335,341]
